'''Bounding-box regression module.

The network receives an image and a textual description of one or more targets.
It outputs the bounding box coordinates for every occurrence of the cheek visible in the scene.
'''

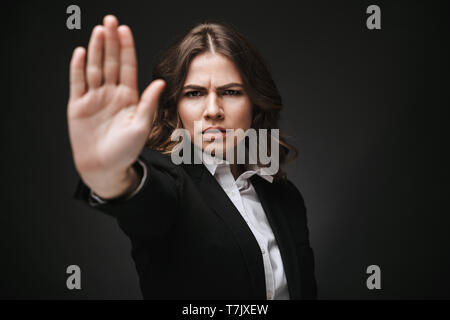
[228,100,252,129]
[178,101,202,130]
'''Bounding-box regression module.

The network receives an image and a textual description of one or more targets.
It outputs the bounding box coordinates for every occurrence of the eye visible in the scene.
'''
[223,89,242,96]
[184,91,203,97]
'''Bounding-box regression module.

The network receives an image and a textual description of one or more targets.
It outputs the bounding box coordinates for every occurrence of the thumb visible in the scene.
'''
[135,79,166,128]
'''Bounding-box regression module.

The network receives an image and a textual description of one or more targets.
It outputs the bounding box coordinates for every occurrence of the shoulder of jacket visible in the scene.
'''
[138,147,184,180]
[139,147,177,167]
[277,178,306,206]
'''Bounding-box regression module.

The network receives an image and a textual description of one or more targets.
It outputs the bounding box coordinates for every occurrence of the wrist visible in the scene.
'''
[89,165,139,200]
[89,160,146,204]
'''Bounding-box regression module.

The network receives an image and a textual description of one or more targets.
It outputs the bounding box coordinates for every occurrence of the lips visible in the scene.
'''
[202,126,227,141]
[202,126,226,134]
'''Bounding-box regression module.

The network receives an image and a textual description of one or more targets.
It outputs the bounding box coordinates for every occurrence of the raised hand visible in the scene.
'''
[67,15,165,199]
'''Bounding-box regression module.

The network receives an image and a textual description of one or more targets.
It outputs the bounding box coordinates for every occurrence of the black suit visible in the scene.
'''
[73,147,317,299]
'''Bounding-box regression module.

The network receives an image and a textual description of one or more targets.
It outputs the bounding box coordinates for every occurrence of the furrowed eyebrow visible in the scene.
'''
[182,85,206,91]
[182,83,244,91]
[217,83,244,90]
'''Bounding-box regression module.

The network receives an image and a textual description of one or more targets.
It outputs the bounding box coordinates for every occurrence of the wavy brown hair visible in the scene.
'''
[146,21,297,180]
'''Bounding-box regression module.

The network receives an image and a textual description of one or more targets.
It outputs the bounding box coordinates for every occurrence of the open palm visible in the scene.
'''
[67,15,165,196]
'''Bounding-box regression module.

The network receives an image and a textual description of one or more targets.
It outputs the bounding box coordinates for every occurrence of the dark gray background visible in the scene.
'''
[1,0,448,299]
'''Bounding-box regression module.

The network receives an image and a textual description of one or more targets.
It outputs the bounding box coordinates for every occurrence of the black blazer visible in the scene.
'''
[73,147,317,299]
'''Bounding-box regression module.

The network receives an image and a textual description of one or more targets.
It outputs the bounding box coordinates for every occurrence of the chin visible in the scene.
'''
[203,141,232,157]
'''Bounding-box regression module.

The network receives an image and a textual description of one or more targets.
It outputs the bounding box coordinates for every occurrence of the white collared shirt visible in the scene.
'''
[200,151,290,300]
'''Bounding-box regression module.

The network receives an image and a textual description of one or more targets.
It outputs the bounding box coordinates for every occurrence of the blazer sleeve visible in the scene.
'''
[72,147,182,240]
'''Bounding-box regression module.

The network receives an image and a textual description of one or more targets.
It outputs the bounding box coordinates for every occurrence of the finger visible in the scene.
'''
[135,79,166,128]
[69,47,86,100]
[118,25,137,90]
[86,25,104,89]
[103,15,120,84]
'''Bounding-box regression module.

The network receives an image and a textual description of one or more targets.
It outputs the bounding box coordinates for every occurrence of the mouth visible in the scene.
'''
[202,127,227,140]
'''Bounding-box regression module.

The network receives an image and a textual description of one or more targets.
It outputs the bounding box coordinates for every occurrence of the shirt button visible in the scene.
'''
[261,248,266,254]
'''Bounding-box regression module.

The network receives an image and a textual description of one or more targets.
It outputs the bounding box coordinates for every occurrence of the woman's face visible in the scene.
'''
[177,52,252,157]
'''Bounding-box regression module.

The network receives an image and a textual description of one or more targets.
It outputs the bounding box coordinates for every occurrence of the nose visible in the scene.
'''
[203,92,224,121]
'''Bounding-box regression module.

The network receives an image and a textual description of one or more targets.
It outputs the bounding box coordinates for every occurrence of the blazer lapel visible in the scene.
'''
[251,175,303,300]
[182,162,267,299]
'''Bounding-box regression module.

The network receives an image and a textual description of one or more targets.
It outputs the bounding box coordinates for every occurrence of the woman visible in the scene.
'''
[68,15,317,300]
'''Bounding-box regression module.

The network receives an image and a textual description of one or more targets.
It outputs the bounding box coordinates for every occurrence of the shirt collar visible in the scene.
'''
[194,146,274,183]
